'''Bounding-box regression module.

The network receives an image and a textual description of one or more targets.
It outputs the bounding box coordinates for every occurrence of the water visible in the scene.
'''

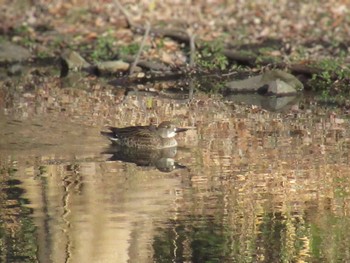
[1,80,350,262]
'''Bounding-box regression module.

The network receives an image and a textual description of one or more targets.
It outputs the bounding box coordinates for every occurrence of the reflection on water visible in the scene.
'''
[103,145,187,173]
[1,81,350,262]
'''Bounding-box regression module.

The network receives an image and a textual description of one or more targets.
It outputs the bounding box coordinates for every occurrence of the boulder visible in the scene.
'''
[224,69,303,96]
[0,40,31,62]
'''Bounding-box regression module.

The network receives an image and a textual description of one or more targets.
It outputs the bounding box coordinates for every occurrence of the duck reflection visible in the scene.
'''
[102,146,187,173]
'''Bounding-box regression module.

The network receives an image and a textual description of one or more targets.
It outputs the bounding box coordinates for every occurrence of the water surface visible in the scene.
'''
[1,80,350,262]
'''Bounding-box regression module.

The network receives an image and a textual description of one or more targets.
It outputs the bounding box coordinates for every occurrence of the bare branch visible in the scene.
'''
[129,22,151,75]
[187,30,196,68]
[113,0,134,28]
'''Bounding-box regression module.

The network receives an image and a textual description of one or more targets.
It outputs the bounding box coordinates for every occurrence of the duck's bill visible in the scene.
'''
[175,127,189,133]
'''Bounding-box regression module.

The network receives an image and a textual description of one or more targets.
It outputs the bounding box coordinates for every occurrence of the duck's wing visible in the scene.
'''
[108,125,154,138]
[101,126,132,140]
[107,125,158,146]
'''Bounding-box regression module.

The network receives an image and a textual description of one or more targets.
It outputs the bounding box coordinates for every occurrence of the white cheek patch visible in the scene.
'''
[168,131,176,138]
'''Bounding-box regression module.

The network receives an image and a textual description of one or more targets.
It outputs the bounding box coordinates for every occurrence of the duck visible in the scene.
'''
[101,121,189,149]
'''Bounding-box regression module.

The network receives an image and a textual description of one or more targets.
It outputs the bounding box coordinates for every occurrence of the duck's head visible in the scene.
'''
[157,121,189,138]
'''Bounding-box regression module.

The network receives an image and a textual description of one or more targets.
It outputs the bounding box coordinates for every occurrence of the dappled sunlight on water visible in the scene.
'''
[1,80,350,262]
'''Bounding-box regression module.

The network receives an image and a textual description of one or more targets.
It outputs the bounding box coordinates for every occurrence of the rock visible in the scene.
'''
[96,60,130,73]
[0,40,31,62]
[7,63,25,76]
[60,50,90,70]
[224,69,303,96]
[226,75,263,92]
[121,55,170,71]
[262,70,304,91]
[136,72,145,78]
[267,79,298,96]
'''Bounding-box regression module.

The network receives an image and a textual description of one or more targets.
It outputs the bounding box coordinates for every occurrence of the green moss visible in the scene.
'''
[13,25,30,35]
[91,31,116,61]
[309,58,350,95]
[196,39,229,71]
[118,43,140,56]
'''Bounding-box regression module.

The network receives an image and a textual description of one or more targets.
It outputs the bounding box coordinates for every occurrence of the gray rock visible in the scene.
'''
[0,40,31,62]
[225,69,303,96]
[60,50,90,70]
[7,63,24,75]
[226,75,263,92]
[262,70,304,91]
[267,79,298,96]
